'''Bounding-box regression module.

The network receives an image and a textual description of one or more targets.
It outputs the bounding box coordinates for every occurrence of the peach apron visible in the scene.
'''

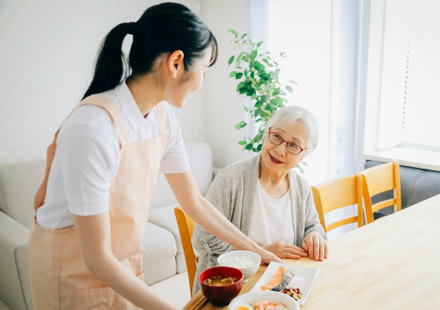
[28,95,169,309]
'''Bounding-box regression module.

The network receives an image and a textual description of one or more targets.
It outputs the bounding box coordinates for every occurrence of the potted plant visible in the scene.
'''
[228,29,295,154]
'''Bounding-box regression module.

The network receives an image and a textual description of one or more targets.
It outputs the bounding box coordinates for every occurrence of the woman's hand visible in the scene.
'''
[263,241,308,259]
[255,247,283,265]
[302,233,328,261]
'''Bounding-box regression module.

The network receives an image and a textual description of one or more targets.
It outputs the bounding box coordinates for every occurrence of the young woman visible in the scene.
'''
[27,3,280,309]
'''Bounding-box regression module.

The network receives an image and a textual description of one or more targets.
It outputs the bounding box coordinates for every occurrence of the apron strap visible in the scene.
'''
[34,95,129,211]
[156,102,169,139]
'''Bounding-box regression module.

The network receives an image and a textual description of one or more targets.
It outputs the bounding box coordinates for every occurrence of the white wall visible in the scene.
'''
[201,0,249,168]
[0,0,206,164]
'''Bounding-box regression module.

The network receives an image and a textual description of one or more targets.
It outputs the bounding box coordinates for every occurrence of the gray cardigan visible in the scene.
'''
[192,154,326,294]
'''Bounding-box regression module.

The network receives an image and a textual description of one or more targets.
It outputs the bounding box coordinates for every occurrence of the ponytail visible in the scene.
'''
[82,22,135,99]
[83,3,218,99]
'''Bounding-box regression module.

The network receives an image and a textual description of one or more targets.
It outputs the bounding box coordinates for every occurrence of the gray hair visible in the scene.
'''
[263,105,319,153]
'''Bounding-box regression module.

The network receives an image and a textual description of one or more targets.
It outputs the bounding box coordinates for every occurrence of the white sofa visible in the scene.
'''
[0,142,212,310]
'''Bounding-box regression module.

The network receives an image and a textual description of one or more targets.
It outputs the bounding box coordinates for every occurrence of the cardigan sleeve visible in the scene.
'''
[193,171,234,255]
[191,170,236,294]
[303,184,327,239]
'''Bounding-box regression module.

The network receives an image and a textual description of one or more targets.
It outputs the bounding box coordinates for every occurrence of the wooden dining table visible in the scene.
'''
[183,194,440,310]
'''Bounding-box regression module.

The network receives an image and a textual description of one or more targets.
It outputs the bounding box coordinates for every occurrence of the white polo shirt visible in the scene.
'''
[36,83,190,229]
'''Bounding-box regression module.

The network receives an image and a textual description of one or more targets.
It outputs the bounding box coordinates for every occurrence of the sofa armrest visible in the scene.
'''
[0,211,32,310]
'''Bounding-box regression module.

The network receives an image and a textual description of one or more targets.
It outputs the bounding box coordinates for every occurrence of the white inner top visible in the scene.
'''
[36,83,190,229]
[247,180,294,246]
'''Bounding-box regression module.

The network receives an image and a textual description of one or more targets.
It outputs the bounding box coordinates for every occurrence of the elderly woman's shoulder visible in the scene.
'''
[289,168,312,190]
[215,155,258,178]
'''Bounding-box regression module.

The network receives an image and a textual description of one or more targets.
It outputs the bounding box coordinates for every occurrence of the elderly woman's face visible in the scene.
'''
[261,120,308,173]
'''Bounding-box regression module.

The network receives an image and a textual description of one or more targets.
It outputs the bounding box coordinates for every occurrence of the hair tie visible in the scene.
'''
[127,22,137,35]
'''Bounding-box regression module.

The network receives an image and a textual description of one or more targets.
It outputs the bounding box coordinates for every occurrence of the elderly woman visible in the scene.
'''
[192,105,327,294]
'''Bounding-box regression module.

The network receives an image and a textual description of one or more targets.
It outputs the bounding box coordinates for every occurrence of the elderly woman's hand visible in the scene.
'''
[302,233,328,261]
[263,241,308,259]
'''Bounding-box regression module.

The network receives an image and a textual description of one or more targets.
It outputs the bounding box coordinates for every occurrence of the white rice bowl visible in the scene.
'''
[218,250,261,281]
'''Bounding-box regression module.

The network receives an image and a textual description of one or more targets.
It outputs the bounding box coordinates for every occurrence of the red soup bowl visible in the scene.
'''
[199,266,244,306]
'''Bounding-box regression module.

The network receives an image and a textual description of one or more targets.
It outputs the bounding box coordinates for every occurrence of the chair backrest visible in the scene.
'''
[311,174,363,233]
[174,207,197,296]
[361,161,402,224]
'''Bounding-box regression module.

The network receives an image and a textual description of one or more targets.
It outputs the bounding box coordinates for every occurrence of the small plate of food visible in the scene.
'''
[250,261,319,305]
[229,290,300,310]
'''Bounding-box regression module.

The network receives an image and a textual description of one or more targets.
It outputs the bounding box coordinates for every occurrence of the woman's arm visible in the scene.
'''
[73,213,176,310]
[166,171,282,265]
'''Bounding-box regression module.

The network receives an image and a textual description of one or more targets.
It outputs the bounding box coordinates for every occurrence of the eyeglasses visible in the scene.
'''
[268,129,305,155]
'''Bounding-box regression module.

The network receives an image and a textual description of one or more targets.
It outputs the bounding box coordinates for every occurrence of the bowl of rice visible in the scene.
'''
[217,250,261,281]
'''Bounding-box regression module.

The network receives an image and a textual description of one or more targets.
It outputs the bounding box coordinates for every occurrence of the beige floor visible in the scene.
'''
[0,272,190,310]
[150,271,191,308]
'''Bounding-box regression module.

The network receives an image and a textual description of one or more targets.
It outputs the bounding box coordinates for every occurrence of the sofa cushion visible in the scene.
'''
[150,142,212,210]
[141,222,177,285]
[0,211,31,310]
[149,206,187,273]
[0,160,45,229]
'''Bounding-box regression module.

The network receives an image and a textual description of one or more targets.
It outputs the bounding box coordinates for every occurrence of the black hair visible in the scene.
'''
[82,2,218,99]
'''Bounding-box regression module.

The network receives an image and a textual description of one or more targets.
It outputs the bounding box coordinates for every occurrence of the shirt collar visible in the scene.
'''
[114,82,145,127]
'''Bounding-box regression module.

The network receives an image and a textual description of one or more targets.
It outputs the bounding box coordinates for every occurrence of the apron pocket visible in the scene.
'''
[68,273,144,310]
[70,286,124,310]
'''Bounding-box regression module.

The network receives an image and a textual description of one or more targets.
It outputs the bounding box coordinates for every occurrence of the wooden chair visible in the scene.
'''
[361,161,402,224]
[311,174,363,233]
[174,207,197,296]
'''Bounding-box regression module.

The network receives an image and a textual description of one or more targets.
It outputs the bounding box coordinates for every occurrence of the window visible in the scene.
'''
[364,0,440,171]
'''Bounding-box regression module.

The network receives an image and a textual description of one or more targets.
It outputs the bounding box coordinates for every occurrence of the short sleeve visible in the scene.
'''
[159,105,190,174]
[57,117,119,216]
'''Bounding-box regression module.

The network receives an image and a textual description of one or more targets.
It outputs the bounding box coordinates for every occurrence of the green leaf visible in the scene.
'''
[255,99,264,108]
[229,71,237,78]
[234,121,247,129]
[241,33,248,39]
[235,72,243,79]
[250,50,258,60]
[286,85,293,92]
[280,52,286,57]
[256,143,262,152]
[244,106,249,112]
[253,61,264,72]
[246,88,256,97]
[245,144,253,150]
[228,29,238,38]
[256,41,263,48]
[228,56,235,65]
[238,140,247,146]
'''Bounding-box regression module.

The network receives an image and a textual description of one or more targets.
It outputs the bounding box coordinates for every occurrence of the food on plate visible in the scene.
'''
[280,287,302,302]
[260,266,283,290]
[234,305,253,310]
[260,266,295,291]
[249,300,289,310]
[203,275,239,286]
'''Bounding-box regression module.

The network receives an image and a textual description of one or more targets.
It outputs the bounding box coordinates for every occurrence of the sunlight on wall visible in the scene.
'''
[267,0,331,185]
[0,0,205,164]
